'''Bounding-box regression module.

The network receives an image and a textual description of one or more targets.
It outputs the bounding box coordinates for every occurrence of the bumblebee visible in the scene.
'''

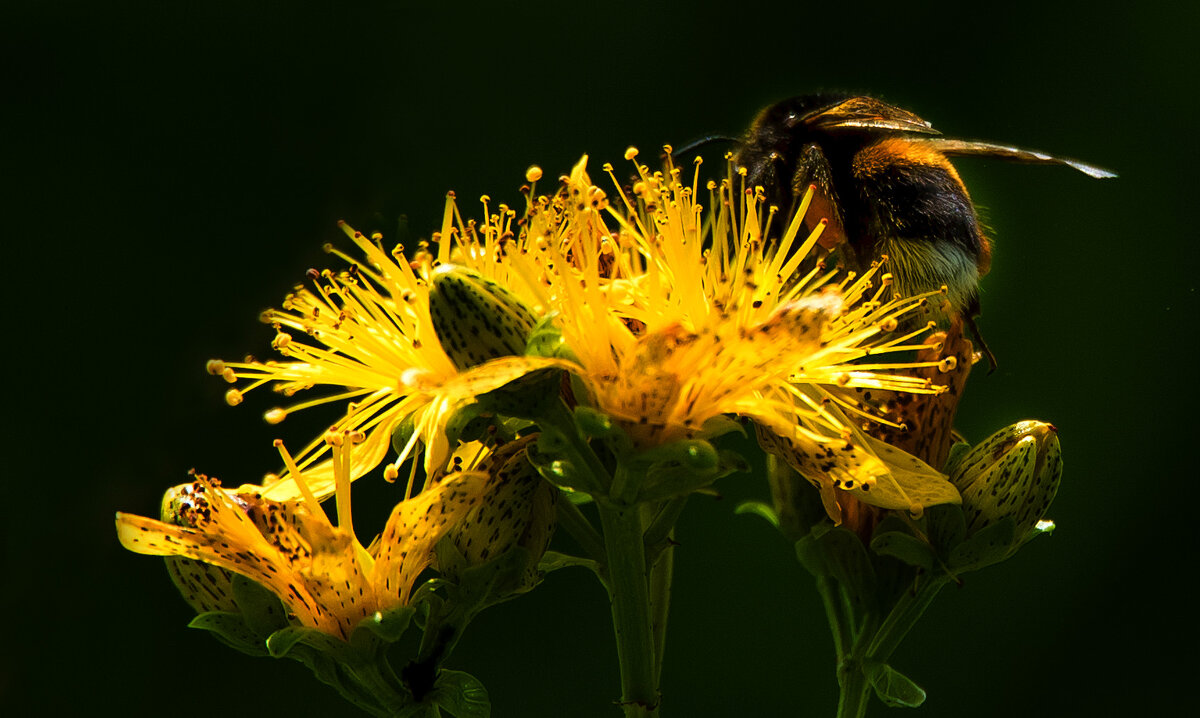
[732,94,1115,367]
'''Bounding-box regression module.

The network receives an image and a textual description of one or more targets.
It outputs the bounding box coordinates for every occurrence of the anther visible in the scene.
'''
[624,147,639,160]
[264,408,287,424]
[224,389,244,406]
[938,356,958,373]
[205,359,225,375]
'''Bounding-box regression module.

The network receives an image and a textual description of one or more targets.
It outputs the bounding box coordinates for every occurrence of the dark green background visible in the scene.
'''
[6,2,1195,716]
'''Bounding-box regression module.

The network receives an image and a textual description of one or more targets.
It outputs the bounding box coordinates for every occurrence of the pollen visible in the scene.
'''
[525,165,543,183]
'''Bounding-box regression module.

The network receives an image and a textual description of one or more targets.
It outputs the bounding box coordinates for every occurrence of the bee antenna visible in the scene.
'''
[672,134,738,158]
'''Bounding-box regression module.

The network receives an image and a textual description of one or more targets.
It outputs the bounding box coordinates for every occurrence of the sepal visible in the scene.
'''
[863,660,927,708]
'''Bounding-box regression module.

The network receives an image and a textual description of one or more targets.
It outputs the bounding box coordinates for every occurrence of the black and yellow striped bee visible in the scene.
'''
[733,94,1115,367]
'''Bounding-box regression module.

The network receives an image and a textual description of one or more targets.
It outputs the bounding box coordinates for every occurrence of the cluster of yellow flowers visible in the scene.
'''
[116,148,964,641]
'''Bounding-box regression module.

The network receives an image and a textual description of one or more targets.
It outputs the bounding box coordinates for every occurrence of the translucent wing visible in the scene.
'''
[918,138,1117,178]
[800,96,940,135]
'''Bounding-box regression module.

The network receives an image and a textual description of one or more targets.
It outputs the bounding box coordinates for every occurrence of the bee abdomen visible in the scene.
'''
[849,137,991,310]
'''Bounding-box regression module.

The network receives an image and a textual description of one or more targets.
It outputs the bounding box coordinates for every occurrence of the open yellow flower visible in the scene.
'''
[208,220,556,502]
[445,150,960,521]
[209,148,957,522]
[115,432,489,640]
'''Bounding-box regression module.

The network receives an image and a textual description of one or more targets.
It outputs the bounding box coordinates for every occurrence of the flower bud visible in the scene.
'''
[158,480,240,614]
[950,420,1061,550]
[428,264,538,370]
[444,436,557,594]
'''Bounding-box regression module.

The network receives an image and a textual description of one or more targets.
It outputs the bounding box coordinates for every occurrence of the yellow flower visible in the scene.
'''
[208,220,556,502]
[481,149,960,521]
[209,148,956,522]
[115,432,489,640]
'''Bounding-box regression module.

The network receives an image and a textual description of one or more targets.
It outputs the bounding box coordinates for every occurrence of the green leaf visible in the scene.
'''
[188,611,269,656]
[443,402,497,446]
[231,574,289,636]
[473,367,565,421]
[817,527,877,610]
[538,550,600,575]
[942,440,972,475]
[526,440,590,493]
[734,500,780,530]
[864,661,927,708]
[950,517,1017,572]
[573,405,617,438]
[525,313,578,362]
[355,605,417,644]
[391,412,418,455]
[925,503,966,557]
[870,531,936,572]
[795,533,831,577]
[430,669,491,718]
[265,626,307,658]
[265,625,354,662]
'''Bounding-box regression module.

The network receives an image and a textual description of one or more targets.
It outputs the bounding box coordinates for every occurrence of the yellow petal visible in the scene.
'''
[843,435,962,515]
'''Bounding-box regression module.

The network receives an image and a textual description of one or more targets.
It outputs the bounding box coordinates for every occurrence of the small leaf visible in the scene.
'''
[795,534,831,577]
[355,605,417,644]
[188,612,268,657]
[431,669,491,718]
[735,500,780,530]
[817,527,877,609]
[265,626,307,658]
[870,531,936,572]
[925,503,966,557]
[864,661,927,708]
[231,574,289,636]
[538,550,600,575]
[950,517,1017,572]
[942,440,972,476]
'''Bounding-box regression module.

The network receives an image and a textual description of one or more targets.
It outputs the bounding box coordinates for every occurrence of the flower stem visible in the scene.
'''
[598,500,659,716]
[815,575,850,664]
[866,576,948,662]
[836,659,873,718]
[648,510,674,686]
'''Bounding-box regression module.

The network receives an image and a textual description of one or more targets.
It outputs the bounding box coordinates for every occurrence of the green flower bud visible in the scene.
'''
[428,264,538,370]
[950,420,1062,549]
[444,435,557,594]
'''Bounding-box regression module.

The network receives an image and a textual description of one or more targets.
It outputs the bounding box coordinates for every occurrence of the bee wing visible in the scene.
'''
[800,96,940,135]
[919,138,1117,179]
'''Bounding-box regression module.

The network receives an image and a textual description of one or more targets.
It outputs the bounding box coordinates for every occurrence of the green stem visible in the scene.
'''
[643,495,688,563]
[597,500,659,716]
[866,576,948,662]
[815,576,851,664]
[556,497,608,563]
[647,510,674,687]
[836,659,873,718]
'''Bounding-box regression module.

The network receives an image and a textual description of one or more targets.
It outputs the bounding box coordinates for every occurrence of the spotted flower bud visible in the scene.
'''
[158,479,239,615]
[950,420,1062,551]
[444,435,557,594]
[428,264,539,370]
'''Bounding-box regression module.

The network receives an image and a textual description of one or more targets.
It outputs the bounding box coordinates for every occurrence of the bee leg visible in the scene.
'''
[962,295,998,374]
